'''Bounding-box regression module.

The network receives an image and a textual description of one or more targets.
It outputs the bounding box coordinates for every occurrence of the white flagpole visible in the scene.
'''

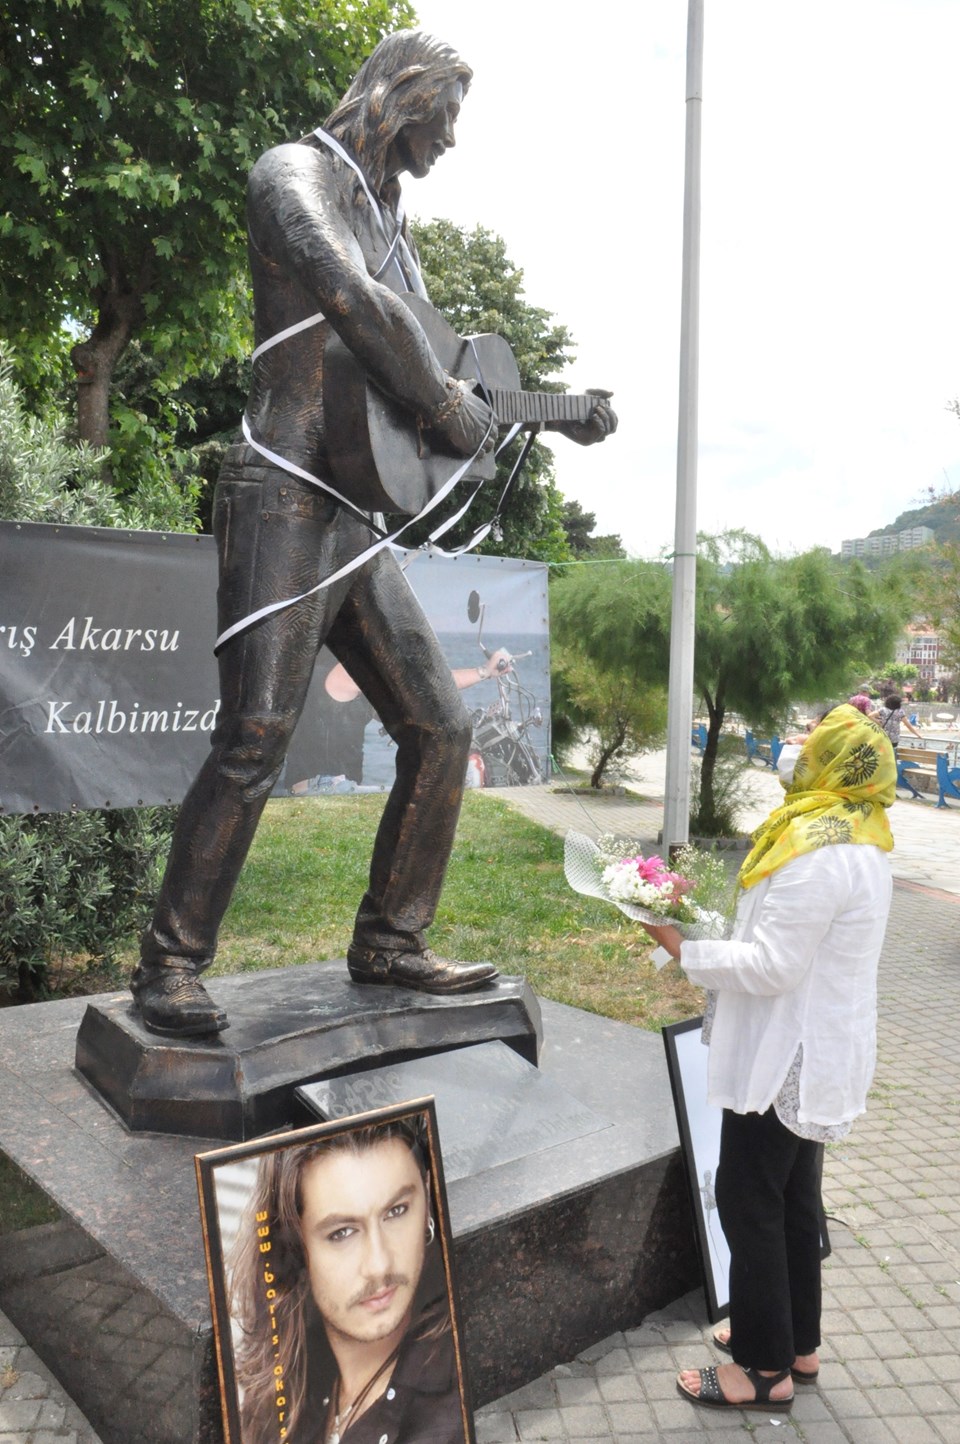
[662,0,704,856]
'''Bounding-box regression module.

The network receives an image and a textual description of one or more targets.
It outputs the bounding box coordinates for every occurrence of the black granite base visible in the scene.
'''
[75,962,542,1138]
[0,983,698,1444]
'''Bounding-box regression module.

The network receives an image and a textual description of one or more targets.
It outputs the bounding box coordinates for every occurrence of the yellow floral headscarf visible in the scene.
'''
[737,704,896,891]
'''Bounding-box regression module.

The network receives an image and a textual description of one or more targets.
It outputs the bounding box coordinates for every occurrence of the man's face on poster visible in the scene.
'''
[300,1139,428,1348]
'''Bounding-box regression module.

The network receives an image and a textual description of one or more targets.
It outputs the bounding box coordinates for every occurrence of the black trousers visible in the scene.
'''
[715,1106,823,1371]
[140,461,471,971]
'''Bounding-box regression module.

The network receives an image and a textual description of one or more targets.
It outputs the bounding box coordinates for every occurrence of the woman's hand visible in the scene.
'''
[641,922,683,960]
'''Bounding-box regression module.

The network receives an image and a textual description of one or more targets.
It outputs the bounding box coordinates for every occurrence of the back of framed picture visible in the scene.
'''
[662,1017,731,1322]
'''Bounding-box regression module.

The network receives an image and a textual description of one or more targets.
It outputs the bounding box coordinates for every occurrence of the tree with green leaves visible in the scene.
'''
[560,499,625,559]
[550,533,912,833]
[0,0,412,458]
[552,645,666,788]
[913,487,960,680]
[412,219,577,562]
[871,661,918,691]
[933,546,960,673]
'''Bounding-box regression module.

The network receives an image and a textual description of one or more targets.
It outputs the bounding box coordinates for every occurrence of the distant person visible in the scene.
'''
[229,1119,464,1444]
[779,707,829,766]
[642,704,896,1413]
[871,693,922,751]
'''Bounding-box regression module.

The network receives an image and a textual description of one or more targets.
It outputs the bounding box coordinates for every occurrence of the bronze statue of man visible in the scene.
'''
[131,29,616,1037]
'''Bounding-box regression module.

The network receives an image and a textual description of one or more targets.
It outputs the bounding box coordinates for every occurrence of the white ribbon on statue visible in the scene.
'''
[217,130,499,652]
[311,127,428,297]
[215,415,494,652]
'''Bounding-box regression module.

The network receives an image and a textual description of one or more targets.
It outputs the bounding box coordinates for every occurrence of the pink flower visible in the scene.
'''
[662,870,692,896]
[634,854,668,883]
[626,854,693,903]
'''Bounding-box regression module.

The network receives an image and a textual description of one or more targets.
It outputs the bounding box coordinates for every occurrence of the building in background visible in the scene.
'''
[895,622,950,691]
[841,525,935,559]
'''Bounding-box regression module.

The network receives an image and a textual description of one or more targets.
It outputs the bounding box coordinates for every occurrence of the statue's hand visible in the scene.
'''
[426,377,497,458]
[553,391,618,447]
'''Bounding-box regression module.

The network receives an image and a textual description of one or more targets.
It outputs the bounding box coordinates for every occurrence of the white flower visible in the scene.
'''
[601,862,674,911]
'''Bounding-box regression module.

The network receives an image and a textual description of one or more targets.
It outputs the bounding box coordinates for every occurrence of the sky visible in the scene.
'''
[407,0,960,559]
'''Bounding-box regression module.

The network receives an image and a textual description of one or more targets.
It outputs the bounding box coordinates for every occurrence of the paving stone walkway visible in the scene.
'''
[1,748,958,1442]
[0,1315,101,1444]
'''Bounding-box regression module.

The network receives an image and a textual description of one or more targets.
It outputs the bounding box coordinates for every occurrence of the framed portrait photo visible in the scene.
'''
[195,1099,475,1444]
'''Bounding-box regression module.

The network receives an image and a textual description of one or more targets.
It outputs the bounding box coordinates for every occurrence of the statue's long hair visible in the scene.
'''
[228,1119,444,1444]
[323,29,472,195]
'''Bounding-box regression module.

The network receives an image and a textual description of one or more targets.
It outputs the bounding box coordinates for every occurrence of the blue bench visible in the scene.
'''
[745,731,783,770]
[936,751,960,809]
[896,746,936,799]
[896,747,960,807]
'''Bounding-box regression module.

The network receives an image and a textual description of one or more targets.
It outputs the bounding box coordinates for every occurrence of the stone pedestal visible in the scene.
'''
[75,962,541,1139]
[0,970,697,1444]
[296,1039,611,1179]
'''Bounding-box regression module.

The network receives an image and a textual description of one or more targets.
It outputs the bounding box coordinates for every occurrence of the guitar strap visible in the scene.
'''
[218,132,495,653]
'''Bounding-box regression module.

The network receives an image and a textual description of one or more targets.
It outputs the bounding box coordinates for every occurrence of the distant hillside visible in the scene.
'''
[867,492,960,546]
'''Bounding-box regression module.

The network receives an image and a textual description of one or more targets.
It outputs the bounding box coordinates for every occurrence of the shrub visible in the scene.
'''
[0,351,199,532]
[0,807,174,1000]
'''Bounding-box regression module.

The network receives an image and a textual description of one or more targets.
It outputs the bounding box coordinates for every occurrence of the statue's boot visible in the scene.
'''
[130,960,229,1037]
[346,944,498,995]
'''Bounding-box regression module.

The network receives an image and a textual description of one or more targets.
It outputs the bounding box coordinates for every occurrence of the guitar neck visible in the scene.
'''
[487,388,598,427]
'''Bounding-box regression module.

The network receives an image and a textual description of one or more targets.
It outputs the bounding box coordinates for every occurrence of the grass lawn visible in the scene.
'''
[202,790,705,1032]
[0,1155,61,1232]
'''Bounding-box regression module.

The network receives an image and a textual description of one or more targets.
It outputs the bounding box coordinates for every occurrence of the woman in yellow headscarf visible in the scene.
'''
[645,704,896,1414]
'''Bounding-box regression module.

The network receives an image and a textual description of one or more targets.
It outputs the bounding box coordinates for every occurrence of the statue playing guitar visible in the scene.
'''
[131,28,617,1037]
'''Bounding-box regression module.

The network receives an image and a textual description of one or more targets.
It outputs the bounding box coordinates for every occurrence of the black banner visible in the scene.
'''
[0,521,550,814]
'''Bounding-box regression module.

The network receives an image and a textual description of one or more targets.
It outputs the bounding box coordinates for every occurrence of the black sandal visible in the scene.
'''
[713,1329,819,1383]
[677,1363,794,1410]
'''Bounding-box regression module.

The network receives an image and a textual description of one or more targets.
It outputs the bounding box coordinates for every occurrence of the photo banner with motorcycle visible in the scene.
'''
[0,519,550,816]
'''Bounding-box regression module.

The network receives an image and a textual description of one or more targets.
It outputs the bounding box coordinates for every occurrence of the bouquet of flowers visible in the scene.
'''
[564,831,733,942]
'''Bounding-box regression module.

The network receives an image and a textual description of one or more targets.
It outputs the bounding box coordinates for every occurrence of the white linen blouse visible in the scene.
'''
[679,844,893,1126]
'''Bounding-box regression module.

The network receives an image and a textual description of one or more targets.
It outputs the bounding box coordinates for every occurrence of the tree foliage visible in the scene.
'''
[0,0,413,454]
[550,534,913,833]
[931,544,960,673]
[412,219,576,562]
[560,499,624,559]
[872,661,919,690]
[552,645,666,788]
[912,487,960,678]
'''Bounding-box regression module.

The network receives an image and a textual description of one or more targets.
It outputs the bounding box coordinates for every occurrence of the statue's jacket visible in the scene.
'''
[242,138,447,487]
